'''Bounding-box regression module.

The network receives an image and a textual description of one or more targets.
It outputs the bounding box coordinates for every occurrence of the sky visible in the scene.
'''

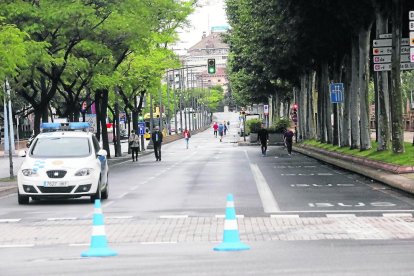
[173,0,228,54]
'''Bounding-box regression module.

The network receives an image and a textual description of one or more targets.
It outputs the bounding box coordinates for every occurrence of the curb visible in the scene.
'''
[294,145,414,195]
[298,144,414,174]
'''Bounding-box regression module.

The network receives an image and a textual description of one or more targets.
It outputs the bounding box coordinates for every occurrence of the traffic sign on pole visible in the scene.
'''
[411,48,414,63]
[410,32,414,47]
[330,83,344,103]
[410,22,414,31]
[374,62,414,71]
[373,54,410,63]
[409,10,414,20]
[373,38,409,47]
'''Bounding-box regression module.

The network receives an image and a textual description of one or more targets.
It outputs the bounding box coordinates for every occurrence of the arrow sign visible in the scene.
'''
[411,32,414,46]
[379,33,392,39]
[373,38,409,47]
[373,54,410,63]
[411,48,414,63]
[374,62,414,71]
[373,46,411,55]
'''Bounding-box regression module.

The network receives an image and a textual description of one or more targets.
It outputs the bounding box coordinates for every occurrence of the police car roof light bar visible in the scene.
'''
[40,122,90,132]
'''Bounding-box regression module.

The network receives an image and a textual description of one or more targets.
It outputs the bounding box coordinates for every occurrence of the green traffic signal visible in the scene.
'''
[207,58,216,74]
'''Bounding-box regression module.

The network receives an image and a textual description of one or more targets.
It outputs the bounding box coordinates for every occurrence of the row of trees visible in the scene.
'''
[226,0,414,153]
[0,0,198,157]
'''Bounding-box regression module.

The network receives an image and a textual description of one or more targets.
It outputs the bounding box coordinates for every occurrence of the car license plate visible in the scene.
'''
[44,181,68,187]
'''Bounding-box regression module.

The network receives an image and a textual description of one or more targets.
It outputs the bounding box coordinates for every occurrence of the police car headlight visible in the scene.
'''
[21,169,38,177]
[75,168,93,176]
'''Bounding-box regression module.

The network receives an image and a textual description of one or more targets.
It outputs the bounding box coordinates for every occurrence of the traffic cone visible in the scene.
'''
[81,199,117,257]
[214,194,250,251]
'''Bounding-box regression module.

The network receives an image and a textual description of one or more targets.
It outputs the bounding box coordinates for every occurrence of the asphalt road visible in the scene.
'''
[2,112,414,275]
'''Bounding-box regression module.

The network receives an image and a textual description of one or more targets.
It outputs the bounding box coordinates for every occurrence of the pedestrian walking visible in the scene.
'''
[226,120,230,130]
[257,123,269,156]
[213,122,218,138]
[283,128,294,155]
[218,122,224,142]
[224,123,227,135]
[183,128,191,149]
[151,126,163,161]
[128,130,140,162]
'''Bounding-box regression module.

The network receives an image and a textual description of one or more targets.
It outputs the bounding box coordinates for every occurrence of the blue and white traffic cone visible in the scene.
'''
[81,199,117,257]
[214,194,250,251]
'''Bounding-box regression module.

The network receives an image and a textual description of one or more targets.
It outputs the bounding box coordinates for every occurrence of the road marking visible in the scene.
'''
[118,192,129,198]
[0,219,21,223]
[159,215,189,219]
[141,242,178,245]
[215,214,244,218]
[0,244,34,248]
[106,216,134,219]
[326,214,356,218]
[69,243,90,247]
[249,163,280,213]
[47,217,77,221]
[383,213,413,217]
[270,214,300,219]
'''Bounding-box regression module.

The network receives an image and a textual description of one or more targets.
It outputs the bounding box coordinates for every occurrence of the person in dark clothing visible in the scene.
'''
[151,126,163,161]
[257,124,269,156]
[283,128,294,155]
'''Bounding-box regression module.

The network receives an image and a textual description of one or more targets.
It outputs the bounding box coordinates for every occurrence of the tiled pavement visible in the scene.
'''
[1,216,414,247]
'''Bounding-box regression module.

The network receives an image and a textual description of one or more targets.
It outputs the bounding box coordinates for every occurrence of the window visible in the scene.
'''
[31,137,91,158]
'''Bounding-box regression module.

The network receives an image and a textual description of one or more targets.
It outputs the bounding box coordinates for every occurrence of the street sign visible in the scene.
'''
[373,54,410,63]
[410,32,414,46]
[372,38,409,47]
[411,48,414,63]
[330,83,344,103]
[379,33,392,39]
[410,10,414,20]
[373,46,410,55]
[263,105,269,115]
[138,122,145,135]
[410,22,414,31]
[374,62,414,71]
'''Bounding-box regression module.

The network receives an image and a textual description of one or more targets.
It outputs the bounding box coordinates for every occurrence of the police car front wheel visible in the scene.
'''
[18,191,30,205]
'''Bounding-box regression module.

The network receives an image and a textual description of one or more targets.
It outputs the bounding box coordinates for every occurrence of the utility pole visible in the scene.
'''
[4,80,14,179]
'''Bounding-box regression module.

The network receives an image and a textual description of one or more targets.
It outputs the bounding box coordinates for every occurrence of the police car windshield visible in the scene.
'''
[30,137,91,158]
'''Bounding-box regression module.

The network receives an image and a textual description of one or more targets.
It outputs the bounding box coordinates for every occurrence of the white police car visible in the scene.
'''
[17,122,109,204]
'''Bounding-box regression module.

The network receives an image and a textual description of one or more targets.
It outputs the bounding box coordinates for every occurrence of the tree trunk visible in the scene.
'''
[100,89,110,158]
[322,62,332,144]
[95,90,101,141]
[316,68,324,142]
[390,0,404,153]
[307,71,316,139]
[358,24,373,150]
[376,11,390,151]
[350,37,360,149]
[341,54,351,147]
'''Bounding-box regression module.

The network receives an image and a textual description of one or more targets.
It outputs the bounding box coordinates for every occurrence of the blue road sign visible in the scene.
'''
[330,83,344,103]
[138,122,145,135]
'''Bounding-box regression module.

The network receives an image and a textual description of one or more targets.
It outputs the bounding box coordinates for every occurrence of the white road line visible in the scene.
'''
[249,163,280,213]
[270,210,414,213]
[0,219,21,223]
[141,242,178,245]
[47,217,77,221]
[0,244,34,248]
[118,192,129,198]
[159,215,189,219]
[326,214,356,218]
[270,215,300,219]
[383,213,413,217]
[69,243,90,247]
[106,216,133,219]
[215,214,244,219]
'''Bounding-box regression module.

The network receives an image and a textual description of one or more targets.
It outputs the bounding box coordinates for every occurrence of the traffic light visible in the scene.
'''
[207,58,216,74]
